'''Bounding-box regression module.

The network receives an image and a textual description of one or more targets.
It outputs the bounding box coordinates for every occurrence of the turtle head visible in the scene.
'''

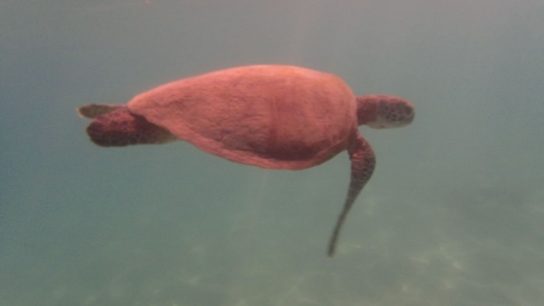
[356,95,414,128]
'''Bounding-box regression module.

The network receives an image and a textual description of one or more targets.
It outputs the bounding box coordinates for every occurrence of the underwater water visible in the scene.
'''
[1,0,543,305]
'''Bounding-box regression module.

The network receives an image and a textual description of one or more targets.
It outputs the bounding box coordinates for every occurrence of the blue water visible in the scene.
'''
[1,1,543,305]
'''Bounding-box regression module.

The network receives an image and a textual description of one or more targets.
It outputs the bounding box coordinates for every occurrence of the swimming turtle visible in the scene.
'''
[78,65,414,256]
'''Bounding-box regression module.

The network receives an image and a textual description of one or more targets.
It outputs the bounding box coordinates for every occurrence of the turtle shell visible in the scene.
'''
[128,65,357,169]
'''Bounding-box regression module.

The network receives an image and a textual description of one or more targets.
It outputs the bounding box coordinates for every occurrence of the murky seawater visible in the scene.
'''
[1,1,543,305]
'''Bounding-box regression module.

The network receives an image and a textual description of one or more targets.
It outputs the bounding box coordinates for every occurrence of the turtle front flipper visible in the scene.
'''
[327,134,376,257]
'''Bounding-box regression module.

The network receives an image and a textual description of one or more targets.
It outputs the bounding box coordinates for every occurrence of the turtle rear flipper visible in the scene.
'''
[85,107,176,147]
[77,104,122,119]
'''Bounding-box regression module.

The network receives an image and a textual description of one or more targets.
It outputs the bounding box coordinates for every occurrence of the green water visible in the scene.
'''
[1,1,543,305]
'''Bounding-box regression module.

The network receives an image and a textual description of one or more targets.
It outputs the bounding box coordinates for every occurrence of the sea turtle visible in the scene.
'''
[78,65,414,257]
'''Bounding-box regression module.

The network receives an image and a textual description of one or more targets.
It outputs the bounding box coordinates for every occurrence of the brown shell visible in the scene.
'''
[128,65,357,169]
